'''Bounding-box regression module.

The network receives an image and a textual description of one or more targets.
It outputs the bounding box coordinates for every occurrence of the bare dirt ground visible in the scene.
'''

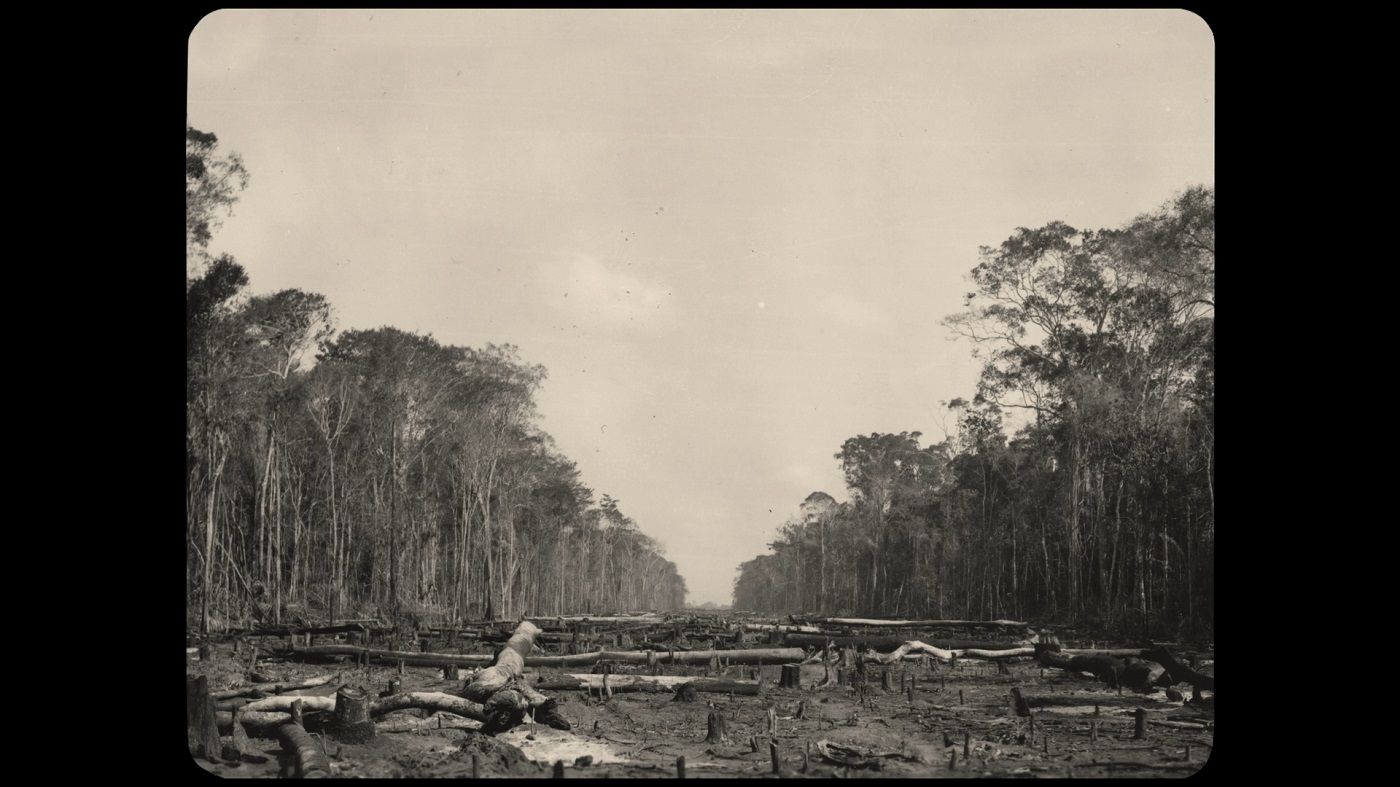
[187,641,1214,778]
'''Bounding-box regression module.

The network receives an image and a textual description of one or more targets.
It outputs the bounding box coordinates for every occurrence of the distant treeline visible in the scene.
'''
[187,127,687,634]
[733,187,1214,639]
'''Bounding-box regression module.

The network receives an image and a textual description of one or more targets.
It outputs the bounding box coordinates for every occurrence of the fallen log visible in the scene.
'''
[1009,687,1180,715]
[743,623,821,634]
[785,633,1025,652]
[526,615,665,625]
[815,617,1030,629]
[533,675,761,695]
[217,710,295,733]
[866,640,1036,665]
[287,644,494,667]
[1034,646,1166,693]
[281,643,803,668]
[461,620,570,733]
[212,675,337,700]
[1142,645,1214,692]
[231,622,374,638]
[277,720,331,777]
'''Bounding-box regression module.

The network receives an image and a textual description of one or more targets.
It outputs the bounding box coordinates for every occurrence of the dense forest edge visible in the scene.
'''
[732,187,1214,641]
[188,124,1214,644]
[187,127,687,635]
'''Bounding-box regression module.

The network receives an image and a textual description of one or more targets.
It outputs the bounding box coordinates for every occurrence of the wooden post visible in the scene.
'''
[963,731,970,758]
[959,689,964,705]
[1134,707,1147,739]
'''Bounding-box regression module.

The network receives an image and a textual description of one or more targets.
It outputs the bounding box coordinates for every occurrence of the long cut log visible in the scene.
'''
[1035,646,1165,692]
[277,721,331,777]
[815,618,1031,628]
[786,633,1025,652]
[1142,646,1214,692]
[534,676,761,695]
[212,675,336,700]
[866,640,1035,665]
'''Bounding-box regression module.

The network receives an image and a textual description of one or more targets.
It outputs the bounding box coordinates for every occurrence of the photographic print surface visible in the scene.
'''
[186,9,1214,777]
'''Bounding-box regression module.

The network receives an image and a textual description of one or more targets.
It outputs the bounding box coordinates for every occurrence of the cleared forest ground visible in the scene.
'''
[186,614,1214,778]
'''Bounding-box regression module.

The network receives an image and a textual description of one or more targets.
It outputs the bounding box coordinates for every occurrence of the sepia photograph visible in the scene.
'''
[185,9,1215,778]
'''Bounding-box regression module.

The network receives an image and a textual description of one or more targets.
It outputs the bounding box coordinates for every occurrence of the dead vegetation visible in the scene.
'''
[188,611,1212,778]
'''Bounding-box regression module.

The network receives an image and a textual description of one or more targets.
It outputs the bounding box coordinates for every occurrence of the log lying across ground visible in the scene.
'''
[784,633,1026,652]
[278,720,332,777]
[865,640,1036,665]
[218,691,492,736]
[281,644,804,668]
[1009,687,1182,715]
[1034,645,1168,693]
[212,675,337,701]
[533,675,762,696]
[226,622,382,638]
[743,623,822,634]
[1142,645,1215,692]
[814,617,1031,629]
[460,620,572,733]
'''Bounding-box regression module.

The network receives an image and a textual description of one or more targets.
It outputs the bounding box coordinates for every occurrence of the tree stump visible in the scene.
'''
[223,707,250,761]
[705,710,727,743]
[186,675,222,763]
[780,664,801,689]
[881,669,893,692]
[673,683,698,703]
[1134,707,1147,739]
[332,686,376,743]
[444,663,460,681]
[836,667,847,686]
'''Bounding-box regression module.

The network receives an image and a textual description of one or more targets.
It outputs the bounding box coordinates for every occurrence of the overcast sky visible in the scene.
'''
[188,9,1213,606]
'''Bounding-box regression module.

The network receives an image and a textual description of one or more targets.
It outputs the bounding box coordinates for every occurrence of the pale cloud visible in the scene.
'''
[819,292,888,328]
[544,252,673,328]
